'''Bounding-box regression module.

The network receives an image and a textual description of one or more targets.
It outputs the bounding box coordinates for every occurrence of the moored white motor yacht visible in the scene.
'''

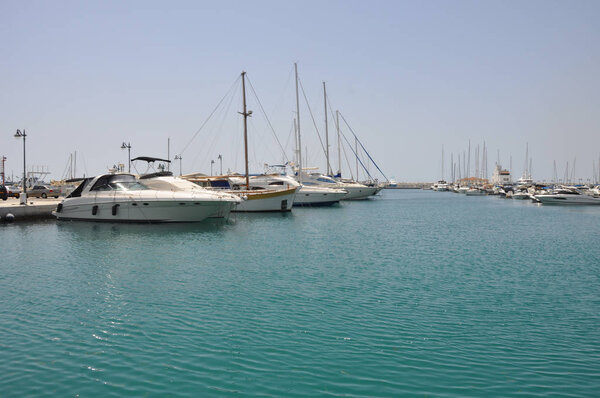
[53,173,241,222]
[512,190,531,200]
[534,188,600,205]
[301,173,377,200]
[432,180,450,191]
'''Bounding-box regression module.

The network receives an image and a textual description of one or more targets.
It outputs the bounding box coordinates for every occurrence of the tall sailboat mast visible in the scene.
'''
[323,82,330,176]
[355,137,359,181]
[295,63,303,183]
[467,140,471,178]
[241,71,251,190]
[336,110,341,177]
[441,145,444,180]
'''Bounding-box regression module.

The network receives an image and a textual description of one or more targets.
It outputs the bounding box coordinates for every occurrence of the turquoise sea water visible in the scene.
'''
[1,190,600,397]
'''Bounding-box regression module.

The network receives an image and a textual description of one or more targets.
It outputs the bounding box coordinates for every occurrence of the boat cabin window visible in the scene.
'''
[210,179,231,189]
[317,177,336,184]
[67,178,91,198]
[269,181,284,186]
[90,174,149,192]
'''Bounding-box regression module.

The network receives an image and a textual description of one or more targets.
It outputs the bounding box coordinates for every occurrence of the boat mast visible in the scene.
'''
[355,137,359,181]
[336,110,341,177]
[295,63,303,183]
[293,118,299,166]
[441,145,444,181]
[324,82,330,175]
[467,140,471,178]
[241,71,251,190]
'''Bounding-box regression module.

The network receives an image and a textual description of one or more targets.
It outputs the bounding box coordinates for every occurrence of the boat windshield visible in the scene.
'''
[108,181,149,191]
[90,174,149,192]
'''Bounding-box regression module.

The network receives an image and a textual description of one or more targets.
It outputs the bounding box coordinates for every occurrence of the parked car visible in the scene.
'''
[0,185,7,201]
[6,185,21,198]
[27,185,60,199]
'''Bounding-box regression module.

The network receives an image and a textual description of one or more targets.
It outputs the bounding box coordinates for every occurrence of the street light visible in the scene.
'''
[211,159,215,176]
[174,155,182,176]
[121,142,131,172]
[14,129,27,200]
[218,154,223,175]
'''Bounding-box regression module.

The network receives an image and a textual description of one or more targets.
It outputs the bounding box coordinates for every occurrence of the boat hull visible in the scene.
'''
[293,186,347,206]
[54,198,235,222]
[465,190,486,196]
[341,185,379,200]
[232,187,298,212]
[534,195,600,205]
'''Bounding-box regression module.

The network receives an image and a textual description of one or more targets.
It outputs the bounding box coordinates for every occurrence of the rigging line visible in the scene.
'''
[246,75,289,164]
[339,112,388,182]
[339,127,355,180]
[269,64,295,116]
[189,80,238,172]
[283,119,295,155]
[179,75,241,156]
[338,128,374,181]
[60,155,70,181]
[298,78,333,172]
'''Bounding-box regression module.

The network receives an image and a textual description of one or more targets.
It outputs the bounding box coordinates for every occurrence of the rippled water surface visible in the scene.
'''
[1,190,600,397]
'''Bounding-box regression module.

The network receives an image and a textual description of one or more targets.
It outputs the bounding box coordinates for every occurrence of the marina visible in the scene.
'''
[3,1,600,396]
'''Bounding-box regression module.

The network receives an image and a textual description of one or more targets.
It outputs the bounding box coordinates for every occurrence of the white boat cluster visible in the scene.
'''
[53,166,382,223]
[432,179,600,205]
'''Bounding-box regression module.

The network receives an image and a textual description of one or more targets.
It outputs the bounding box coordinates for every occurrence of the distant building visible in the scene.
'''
[491,164,512,185]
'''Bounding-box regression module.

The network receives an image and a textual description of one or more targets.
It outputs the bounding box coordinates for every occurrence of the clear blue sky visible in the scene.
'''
[1,0,599,182]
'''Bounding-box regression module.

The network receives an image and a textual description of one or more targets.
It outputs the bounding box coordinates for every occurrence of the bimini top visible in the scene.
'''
[131,156,171,163]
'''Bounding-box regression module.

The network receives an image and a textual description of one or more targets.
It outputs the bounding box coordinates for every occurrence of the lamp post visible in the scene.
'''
[14,129,27,200]
[121,142,131,172]
[175,155,182,176]
[218,154,222,175]
[211,159,215,176]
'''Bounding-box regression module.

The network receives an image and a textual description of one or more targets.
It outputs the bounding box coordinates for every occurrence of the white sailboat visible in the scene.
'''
[183,71,298,212]
[289,64,350,205]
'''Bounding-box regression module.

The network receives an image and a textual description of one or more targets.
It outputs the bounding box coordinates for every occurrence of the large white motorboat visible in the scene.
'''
[300,173,378,200]
[431,180,450,191]
[53,173,241,222]
[512,189,531,200]
[534,187,600,205]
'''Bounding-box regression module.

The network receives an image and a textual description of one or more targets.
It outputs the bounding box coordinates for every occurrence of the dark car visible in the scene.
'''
[6,185,21,198]
[0,185,7,201]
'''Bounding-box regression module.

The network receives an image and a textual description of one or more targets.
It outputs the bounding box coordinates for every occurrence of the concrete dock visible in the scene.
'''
[0,197,61,221]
